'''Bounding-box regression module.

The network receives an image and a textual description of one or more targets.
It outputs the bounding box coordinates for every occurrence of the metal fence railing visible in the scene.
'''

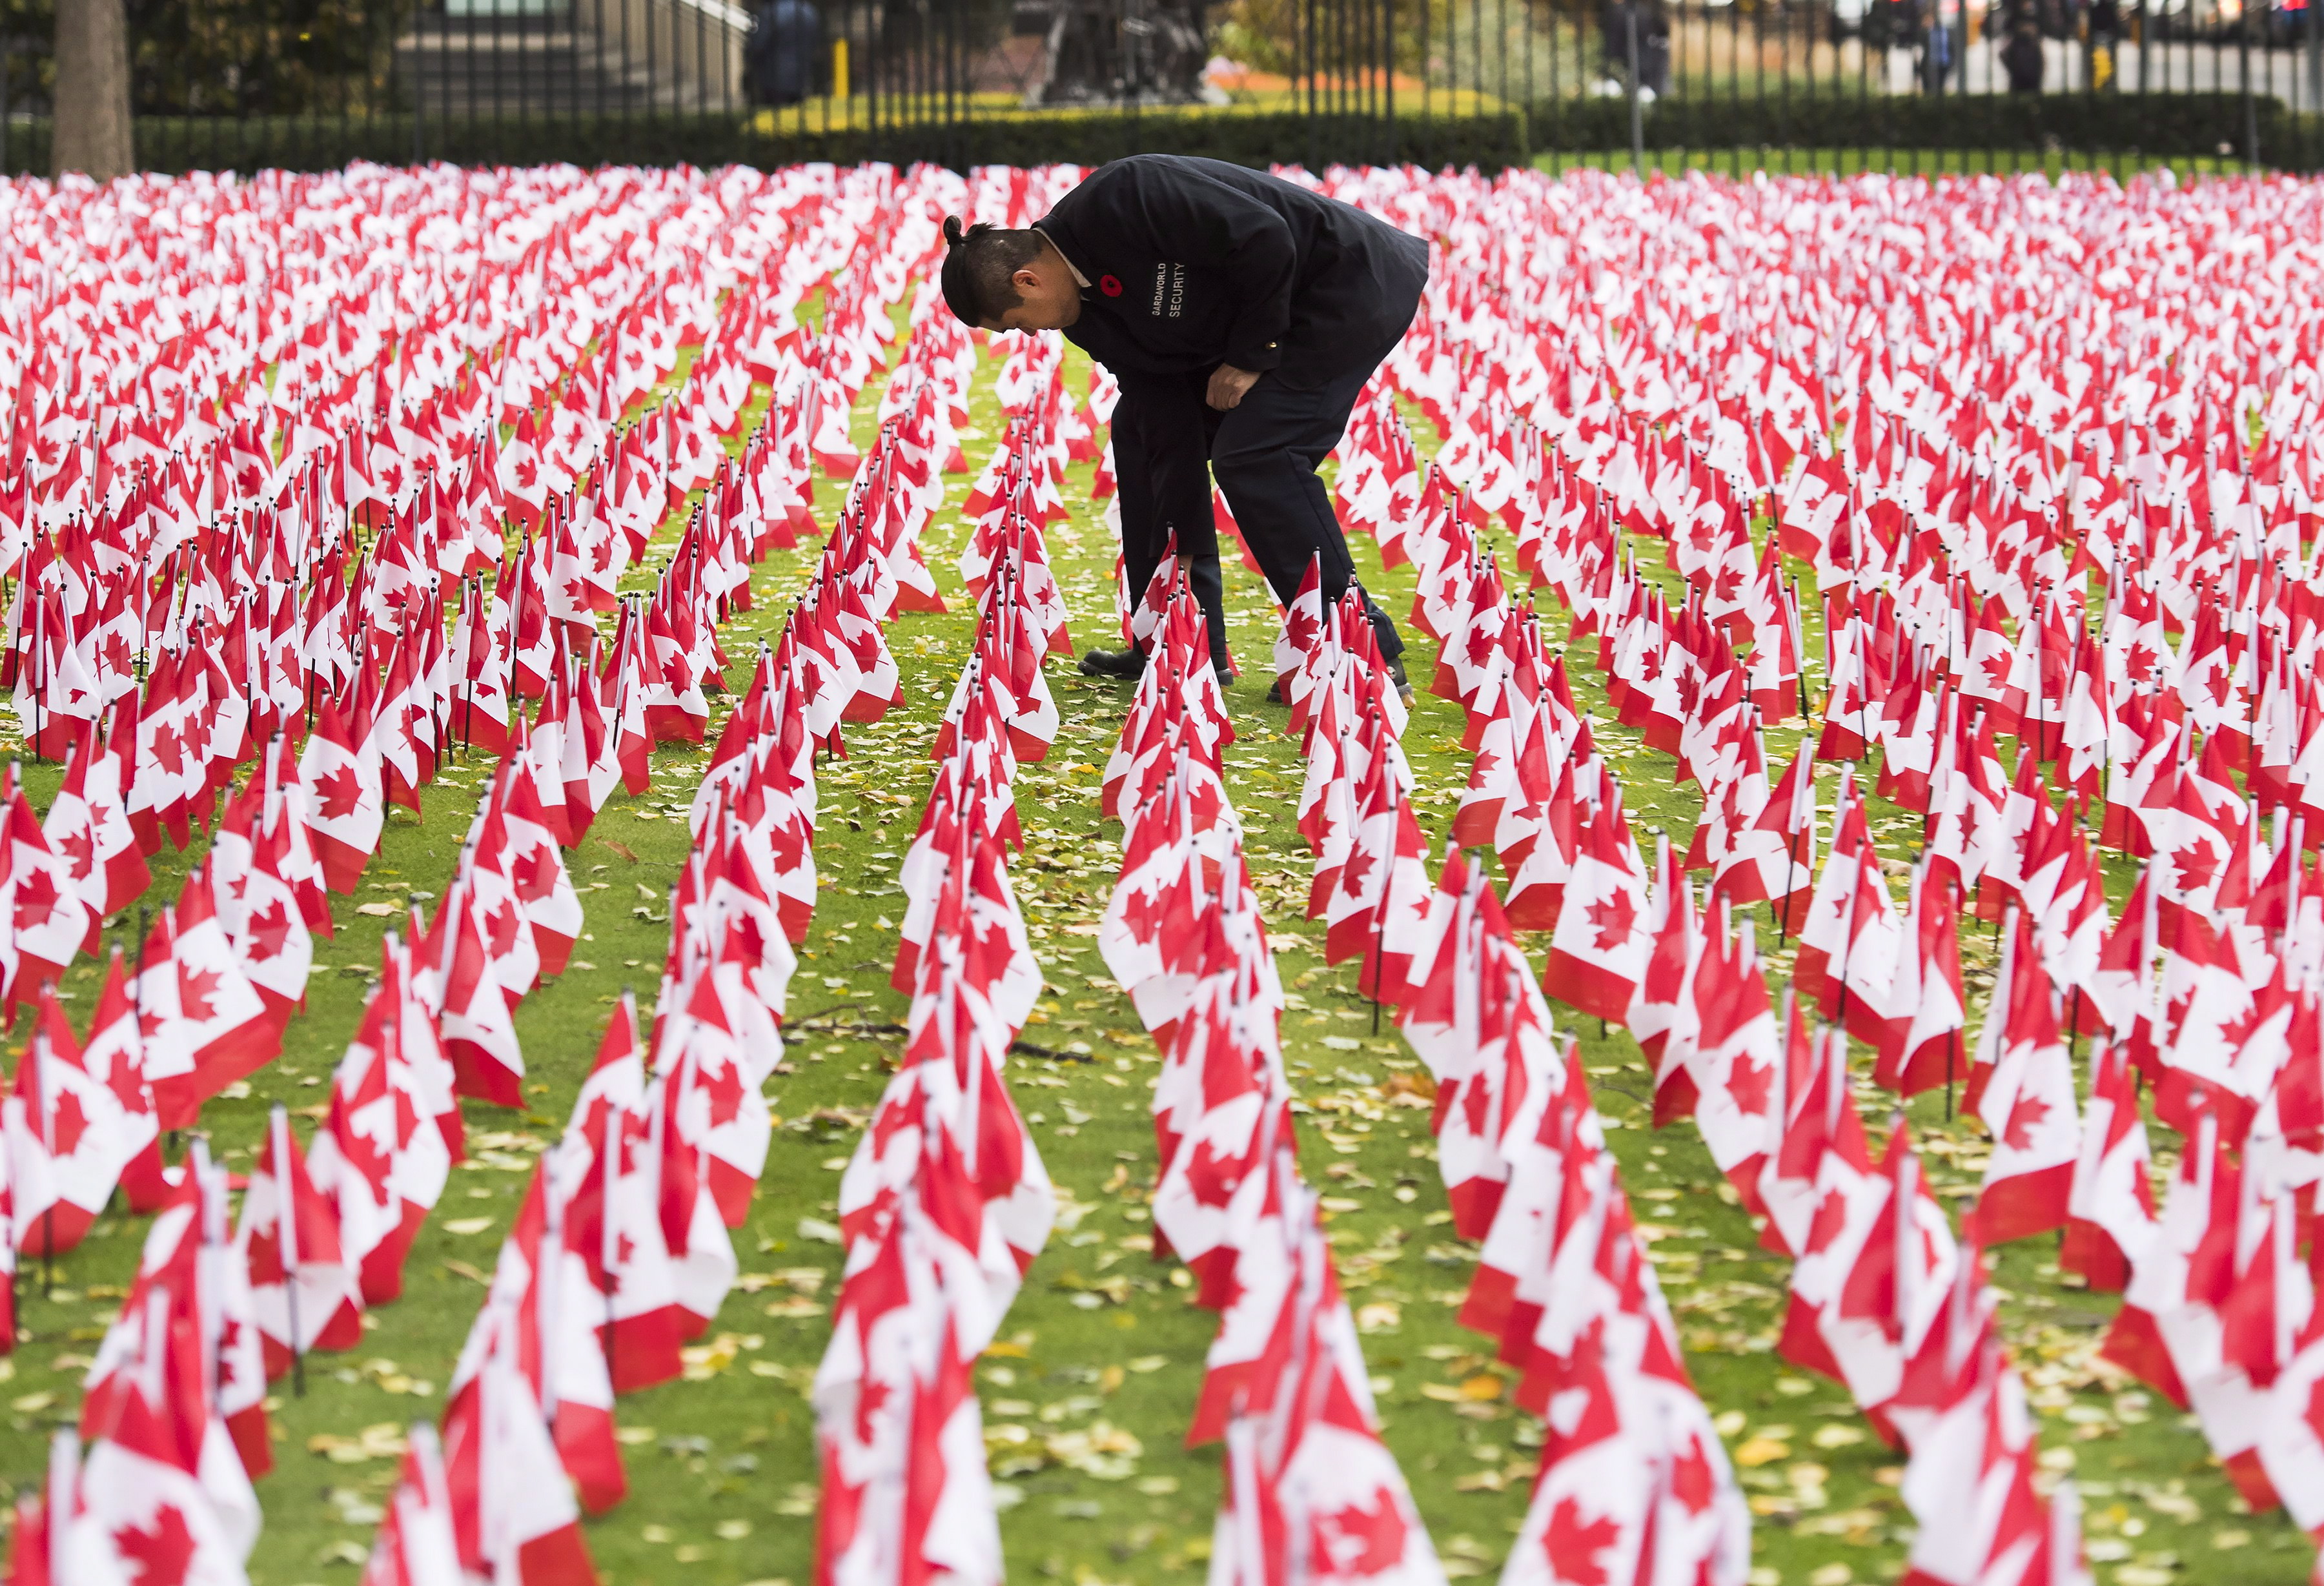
[0,0,2314,174]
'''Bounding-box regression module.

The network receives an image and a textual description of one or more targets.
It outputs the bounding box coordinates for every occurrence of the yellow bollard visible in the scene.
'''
[833,37,850,110]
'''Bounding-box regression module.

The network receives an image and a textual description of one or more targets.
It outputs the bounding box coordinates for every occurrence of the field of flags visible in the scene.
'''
[0,156,2310,1585]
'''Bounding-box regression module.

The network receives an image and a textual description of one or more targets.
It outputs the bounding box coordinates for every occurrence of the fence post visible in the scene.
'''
[1627,6,1644,175]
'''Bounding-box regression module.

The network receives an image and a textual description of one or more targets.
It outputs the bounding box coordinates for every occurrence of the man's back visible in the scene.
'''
[1035,154,1428,384]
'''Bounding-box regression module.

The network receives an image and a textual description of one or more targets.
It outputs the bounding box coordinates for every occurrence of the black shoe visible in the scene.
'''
[1078,647,1147,680]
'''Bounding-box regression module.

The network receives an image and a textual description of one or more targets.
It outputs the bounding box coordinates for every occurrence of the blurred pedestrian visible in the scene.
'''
[1602,0,1673,97]
[746,0,823,107]
[2086,0,2120,88]
[1999,0,2046,90]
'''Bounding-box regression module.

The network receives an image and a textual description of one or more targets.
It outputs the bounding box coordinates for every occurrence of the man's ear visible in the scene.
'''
[1011,265,1045,294]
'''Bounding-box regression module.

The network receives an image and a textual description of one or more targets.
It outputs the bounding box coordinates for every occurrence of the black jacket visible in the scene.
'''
[1034,155,1429,388]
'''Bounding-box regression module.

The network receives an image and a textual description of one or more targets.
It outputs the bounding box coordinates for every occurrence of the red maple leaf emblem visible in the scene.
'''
[101,1046,148,1113]
[114,1501,199,1586]
[1119,885,1170,948]
[2171,840,2220,895]
[245,899,294,962]
[177,962,223,1024]
[217,1317,245,1391]
[1283,605,1320,653]
[338,1110,393,1191]
[509,842,562,905]
[701,1059,747,1128]
[1804,1187,1850,1254]
[1181,1136,1243,1210]
[853,1376,891,1446]
[149,723,187,779]
[1980,650,2015,691]
[45,1088,90,1158]
[2002,1089,2051,1152]
[1670,1433,1716,1514]
[482,902,521,959]
[1585,890,1639,953]
[2123,643,2159,686]
[54,822,94,882]
[1340,844,1379,901]
[1187,778,1225,834]
[1544,1496,1622,1586]
[13,866,62,933]
[314,766,363,822]
[1309,1486,1409,1577]
[1711,562,1749,605]
[1727,1057,1774,1117]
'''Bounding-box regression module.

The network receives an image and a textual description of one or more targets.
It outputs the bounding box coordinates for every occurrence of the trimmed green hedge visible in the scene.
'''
[1531,90,2310,165]
[6,107,1531,178]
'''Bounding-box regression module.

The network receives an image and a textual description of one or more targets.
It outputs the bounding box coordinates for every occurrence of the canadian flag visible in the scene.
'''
[424,873,529,1109]
[74,954,170,1218]
[305,948,455,1313]
[1150,981,1286,1306]
[1793,781,1902,1044]
[41,716,147,922]
[1684,926,1785,1211]
[458,830,543,1008]
[1873,864,1968,1099]
[207,784,312,1027]
[297,688,385,894]
[236,1106,360,1378]
[0,775,89,1013]
[1895,1350,2063,1586]
[658,968,773,1228]
[438,1305,600,1586]
[138,868,278,1130]
[1201,1170,1451,1586]
[814,1203,1006,1586]
[482,753,584,977]
[6,990,154,1257]
[63,1289,261,1586]
[2102,1113,2290,1510]
[1545,789,1651,1022]
[361,1423,464,1586]
[2061,1039,2155,1292]
[560,996,735,1394]
[1964,914,2079,1247]
[5,1428,72,1586]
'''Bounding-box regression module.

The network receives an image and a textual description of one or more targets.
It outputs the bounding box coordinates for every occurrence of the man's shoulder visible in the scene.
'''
[1072,154,1277,196]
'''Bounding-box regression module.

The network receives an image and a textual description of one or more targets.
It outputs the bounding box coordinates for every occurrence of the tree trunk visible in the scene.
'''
[52,0,135,182]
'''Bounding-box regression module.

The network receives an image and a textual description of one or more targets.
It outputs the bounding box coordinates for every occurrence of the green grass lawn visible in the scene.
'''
[0,313,2303,1586]
[1532,146,2248,176]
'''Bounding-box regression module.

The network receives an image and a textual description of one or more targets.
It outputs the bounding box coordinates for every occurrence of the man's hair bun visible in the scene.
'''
[943,216,966,248]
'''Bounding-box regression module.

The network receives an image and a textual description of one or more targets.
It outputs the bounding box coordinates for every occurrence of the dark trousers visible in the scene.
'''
[1110,321,1411,670]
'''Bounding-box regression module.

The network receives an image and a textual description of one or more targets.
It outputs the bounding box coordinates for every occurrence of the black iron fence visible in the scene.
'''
[0,0,2315,174]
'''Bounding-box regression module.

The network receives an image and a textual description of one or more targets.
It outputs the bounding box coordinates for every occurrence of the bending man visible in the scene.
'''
[937,154,1428,695]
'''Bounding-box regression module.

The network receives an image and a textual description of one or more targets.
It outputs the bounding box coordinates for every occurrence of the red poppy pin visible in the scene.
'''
[1099,274,1123,298]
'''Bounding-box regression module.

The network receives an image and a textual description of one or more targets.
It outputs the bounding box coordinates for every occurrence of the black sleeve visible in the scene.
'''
[1098,160,1299,374]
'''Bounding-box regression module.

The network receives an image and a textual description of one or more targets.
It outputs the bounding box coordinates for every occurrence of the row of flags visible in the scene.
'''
[13,154,2324,1582]
[1311,165,2324,1581]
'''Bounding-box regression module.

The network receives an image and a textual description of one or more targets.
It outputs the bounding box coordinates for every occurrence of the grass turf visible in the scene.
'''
[1531,147,2248,176]
[0,313,2303,1586]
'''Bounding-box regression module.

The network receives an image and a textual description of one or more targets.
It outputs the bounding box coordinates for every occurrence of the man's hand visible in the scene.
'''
[1206,364,1261,411]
